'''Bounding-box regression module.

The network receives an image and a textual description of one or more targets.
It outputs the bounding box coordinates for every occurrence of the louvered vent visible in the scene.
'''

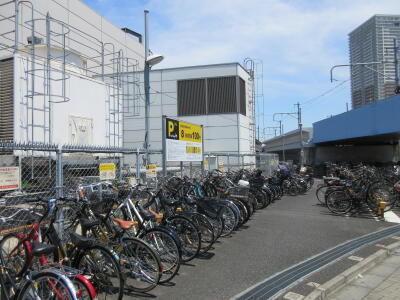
[0,58,13,140]
[177,75,247,116]
[177,79,206,116]
[239,78,246,116]
[207,76,236,114]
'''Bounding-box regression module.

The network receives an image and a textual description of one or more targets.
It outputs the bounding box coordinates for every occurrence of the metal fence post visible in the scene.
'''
[201,125,204,175]
[241,155,244,169]
[136,148,141,184]
[227,154,230,171]
[180,161,183,177]
[56,145,63,198]
[118,155,123,181]
[162,115,167,177]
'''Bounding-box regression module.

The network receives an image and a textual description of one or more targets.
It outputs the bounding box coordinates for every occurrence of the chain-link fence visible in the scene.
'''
[0,142,280,205]
[0,141,163,202]
[203,152,279,176]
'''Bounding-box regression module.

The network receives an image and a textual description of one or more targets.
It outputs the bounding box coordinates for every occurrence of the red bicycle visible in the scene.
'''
[0,198,98,300]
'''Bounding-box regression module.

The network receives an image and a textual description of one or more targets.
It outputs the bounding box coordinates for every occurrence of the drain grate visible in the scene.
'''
[233,225,400,300]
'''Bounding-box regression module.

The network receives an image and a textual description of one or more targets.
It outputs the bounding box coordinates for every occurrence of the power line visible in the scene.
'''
[301,79,350,106]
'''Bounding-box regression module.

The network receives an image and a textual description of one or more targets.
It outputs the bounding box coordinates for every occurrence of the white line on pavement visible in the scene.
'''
[384,211,400,224]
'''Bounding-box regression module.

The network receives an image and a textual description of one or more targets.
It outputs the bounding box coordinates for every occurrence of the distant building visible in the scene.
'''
[349,15,400,109]
[123,63,256,165]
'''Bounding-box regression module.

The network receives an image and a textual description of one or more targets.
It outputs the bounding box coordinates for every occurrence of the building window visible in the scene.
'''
[177,76,247,116]
[394,22,400,27]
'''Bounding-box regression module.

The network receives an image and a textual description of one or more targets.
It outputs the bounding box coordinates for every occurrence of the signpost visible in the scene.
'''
[162,116,204,176]
[0,167,20,191]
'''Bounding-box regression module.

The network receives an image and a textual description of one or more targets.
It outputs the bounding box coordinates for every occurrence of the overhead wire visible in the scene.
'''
[301,79,350,106]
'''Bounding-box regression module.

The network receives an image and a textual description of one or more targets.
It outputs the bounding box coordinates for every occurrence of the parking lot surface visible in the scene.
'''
[132,184,397,300]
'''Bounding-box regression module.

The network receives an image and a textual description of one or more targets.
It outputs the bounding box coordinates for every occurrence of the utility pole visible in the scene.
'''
[273,108,303,165]
[295,102,304,166]
[281,122,285,161]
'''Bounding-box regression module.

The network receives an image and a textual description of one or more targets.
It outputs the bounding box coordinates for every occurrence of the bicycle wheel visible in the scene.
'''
[289,185,299,196]
[140,228,181,283]
[219,205,236,237]
[165,216,201,262]
[72,276,94,300]
[316,185,328,204]
[230,199,249,225]
[188,212,215,253]
[18,270,77,300]
[326,190,352,215]
[74,245,124,300]
[207,215,224,240]
[116,237,161,293]
[367,183,397,211]
[0,233,28,277]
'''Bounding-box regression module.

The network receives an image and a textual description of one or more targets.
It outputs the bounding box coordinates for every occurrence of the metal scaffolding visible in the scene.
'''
[0,0,141,147]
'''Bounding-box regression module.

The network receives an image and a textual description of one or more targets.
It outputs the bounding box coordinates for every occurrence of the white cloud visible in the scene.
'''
[87,0,399,128]
[145,0,398,72]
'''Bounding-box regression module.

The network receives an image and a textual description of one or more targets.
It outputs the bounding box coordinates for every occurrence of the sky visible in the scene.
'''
[82,0,399,140]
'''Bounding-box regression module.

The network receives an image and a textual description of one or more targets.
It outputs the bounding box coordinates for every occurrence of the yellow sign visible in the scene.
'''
[99,163,116,180]
[146,165,157,178]
[166,118,202,143]
[165,117,203,162]
[179,121,202,142]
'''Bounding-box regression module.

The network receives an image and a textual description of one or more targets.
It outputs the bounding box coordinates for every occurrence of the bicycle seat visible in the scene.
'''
[113,218,135,230]
[70,232,95,248]
[32,242,57,257]
[80,218,100,231]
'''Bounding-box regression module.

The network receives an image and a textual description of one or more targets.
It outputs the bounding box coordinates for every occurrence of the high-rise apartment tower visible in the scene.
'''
[349,15,400,109]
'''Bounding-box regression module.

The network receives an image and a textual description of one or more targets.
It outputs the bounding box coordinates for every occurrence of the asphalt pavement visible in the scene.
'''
[132,182,398,300]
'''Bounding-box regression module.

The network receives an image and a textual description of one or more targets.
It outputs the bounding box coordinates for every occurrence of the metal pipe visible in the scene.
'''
[46,13,52,144]
[330,62,383,82]
[161,115,167,177]
[144,9,150,165]
[201,124,204,175]
[136,148,140,183]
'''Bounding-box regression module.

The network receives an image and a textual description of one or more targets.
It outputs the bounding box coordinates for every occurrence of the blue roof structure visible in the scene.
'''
[313,94,400,143]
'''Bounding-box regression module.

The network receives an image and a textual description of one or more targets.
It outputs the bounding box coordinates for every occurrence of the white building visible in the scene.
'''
[123,63,256,165]
[0,0,144,147]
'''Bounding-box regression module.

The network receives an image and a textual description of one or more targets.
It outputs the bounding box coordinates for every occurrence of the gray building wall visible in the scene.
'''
[314,144,400,164]
[349,15,400,109]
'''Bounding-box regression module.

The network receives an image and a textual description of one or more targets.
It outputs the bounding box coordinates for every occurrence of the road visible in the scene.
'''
[132,182,399,300]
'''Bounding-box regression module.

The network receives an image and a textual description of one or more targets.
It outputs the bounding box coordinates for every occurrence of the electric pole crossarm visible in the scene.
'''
[330,62,383,82]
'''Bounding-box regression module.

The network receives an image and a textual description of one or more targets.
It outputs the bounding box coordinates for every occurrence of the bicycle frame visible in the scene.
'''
[4,201,97,300]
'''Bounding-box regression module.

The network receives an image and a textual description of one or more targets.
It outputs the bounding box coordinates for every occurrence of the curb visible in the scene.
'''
[304,240,400,300]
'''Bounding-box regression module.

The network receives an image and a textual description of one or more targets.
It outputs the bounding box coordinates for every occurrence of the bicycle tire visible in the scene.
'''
[326,190,352,215]
[139,228,181,283]
[164,215,201,262]
[17,270,77,300]
[0,233,29,278]
[116,237,161,293]
[74,244,124,300]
